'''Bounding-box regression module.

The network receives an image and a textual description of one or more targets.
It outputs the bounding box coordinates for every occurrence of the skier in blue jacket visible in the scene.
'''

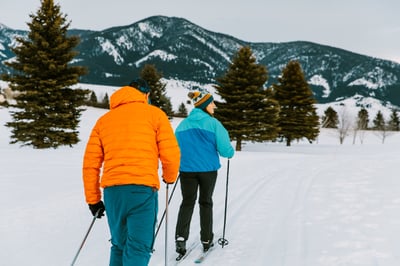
[174,88,234,256]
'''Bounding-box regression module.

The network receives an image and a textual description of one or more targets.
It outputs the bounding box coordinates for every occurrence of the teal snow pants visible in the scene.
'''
[104,184,158,266]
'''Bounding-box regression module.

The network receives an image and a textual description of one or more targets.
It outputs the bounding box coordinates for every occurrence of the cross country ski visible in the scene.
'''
[194,245,216,264]
[175,242,199,263]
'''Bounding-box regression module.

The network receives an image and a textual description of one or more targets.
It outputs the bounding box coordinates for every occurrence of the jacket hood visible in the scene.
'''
[110,86,147,110]
[188,108,210,120]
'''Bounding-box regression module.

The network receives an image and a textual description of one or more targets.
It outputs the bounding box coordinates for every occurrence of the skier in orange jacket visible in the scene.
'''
[82,78,180,266]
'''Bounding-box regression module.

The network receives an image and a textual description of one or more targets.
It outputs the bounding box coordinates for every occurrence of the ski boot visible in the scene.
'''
[202,239,214,252]
[175,237,186,255]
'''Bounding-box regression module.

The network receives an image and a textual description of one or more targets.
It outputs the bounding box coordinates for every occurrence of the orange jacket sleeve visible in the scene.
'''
[157,114,180,184]
[82,124,104,204]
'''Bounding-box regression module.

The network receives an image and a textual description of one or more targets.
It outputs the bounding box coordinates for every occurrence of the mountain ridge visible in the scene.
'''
[1,15,399,106]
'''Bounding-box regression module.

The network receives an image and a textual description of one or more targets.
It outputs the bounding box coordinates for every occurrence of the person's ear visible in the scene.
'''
[145,93,151,104]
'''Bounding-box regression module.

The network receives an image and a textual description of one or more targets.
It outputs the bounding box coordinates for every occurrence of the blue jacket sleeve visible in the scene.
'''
[215,120,235,158]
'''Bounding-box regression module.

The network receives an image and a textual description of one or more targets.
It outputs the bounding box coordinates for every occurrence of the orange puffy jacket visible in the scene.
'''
[82,86,180,204]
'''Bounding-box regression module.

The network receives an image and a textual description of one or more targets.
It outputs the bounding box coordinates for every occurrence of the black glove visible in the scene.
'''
[88,201,105,218]
[163,179,175,185]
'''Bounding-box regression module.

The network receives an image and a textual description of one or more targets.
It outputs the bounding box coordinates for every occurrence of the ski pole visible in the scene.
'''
[154,177,179,239]
[71,209,101,266]
[165,183,169,266]
[218,159,230,248]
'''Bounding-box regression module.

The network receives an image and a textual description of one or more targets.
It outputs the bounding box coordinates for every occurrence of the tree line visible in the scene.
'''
[321,106,400,144]
[82,46,320,150]
[1,0,395,149]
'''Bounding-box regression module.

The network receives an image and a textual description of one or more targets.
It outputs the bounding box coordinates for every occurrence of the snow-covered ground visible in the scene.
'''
[1,83,399,266]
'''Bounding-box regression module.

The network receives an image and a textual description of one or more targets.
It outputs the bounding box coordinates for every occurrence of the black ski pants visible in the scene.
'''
[175,171,217,243]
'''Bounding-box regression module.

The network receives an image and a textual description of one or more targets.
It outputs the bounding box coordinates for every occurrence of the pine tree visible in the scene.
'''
[388,109,400,131]
[100,93,110,109]
[214,46,280,151]
[372,110,385,130]
[271,60,319,146]
[373,110,390,143]
[321,106,338,128]
[163,100,174,117]
[355,107,369,144]
[176,102,188,117]
[88,91,98,106]
[357,108,369,130]
[1,0,87,148]
[140,64,174,117]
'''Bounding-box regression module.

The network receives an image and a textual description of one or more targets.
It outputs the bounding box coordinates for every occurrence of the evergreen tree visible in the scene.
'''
[176,102,188,117]
[214,46,280,151]
[321,106,338,128]
[357,108,369,130]
[388,109,400,131]
[88,91,97,106]
[271,60,319,146]
[373,110,390,144]
[140,64,173,117]
[100,93,110,109]
[1,0,87,148]
[372,110,385,130]
[163,100,174,117]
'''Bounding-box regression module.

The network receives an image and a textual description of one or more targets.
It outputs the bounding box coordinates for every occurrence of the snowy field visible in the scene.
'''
[1,85,400,266]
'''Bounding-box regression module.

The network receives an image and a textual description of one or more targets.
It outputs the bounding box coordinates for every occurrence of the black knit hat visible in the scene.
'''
[129,78,150,93]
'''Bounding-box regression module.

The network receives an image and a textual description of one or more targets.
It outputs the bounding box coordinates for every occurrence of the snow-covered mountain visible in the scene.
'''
[1,15,400,106]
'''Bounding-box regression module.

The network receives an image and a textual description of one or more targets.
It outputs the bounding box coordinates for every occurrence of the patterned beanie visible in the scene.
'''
[188,88,214,110]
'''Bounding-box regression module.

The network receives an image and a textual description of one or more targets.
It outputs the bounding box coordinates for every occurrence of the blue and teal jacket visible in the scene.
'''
[175,108,234,172]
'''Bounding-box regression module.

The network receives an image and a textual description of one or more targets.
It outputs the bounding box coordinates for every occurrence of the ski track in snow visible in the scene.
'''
[2,107,400,266]
[153,145,400,266]
[309,153,399,266]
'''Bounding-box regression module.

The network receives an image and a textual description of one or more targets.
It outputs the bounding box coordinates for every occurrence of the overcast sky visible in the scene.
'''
[1,0,399,63]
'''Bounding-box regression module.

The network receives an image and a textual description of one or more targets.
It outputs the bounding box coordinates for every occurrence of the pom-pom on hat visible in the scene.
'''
[188,88,214,110]
[129,78,150,93]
